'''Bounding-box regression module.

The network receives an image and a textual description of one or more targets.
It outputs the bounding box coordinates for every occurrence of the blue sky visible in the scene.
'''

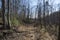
[29,0,60,18]
[0,0,60,9]
[54,0,60,4]
[29,0,60,11]
[31,0,60,11]
[30,0,60,6]
[0,0,60,18]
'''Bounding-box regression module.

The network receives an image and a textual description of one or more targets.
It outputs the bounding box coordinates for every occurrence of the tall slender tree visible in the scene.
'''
[45,1,49,25]
[7,0,10,29]
[58,4,60,40]
[43,0,46,27]
[1,0,5,29]
[27,0,30,19]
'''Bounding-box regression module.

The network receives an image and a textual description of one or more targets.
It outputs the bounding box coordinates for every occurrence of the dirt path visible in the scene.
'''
[1,25,58,40]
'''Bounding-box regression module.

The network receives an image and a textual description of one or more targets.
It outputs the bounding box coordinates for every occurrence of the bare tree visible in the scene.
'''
[58,4,60,40]
[27,0,30,20]
[37,1,42,27]
[43,0,46,27]
[45,1,49,25]
[1,0,5,29]
[7,0,10,29]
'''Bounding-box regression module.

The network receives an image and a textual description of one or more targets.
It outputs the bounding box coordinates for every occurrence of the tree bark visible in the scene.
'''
[2,0,5,29]
[58,11,60,40]
[7,0,10,29]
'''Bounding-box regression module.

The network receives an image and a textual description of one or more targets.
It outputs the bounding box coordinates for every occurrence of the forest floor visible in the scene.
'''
[0,25,58,40]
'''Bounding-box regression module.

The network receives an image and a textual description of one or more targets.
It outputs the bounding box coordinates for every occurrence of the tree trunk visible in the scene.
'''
[2,0,5,29]
[58,11,60,40]
[7,0,10,29]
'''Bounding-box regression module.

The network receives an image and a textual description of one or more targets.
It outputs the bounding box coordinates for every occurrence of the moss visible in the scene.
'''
[10,17,20,26]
